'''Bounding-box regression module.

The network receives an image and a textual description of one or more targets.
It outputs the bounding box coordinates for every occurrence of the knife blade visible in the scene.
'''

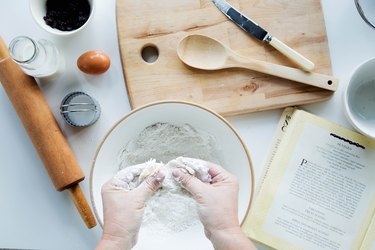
[212,0,315,71]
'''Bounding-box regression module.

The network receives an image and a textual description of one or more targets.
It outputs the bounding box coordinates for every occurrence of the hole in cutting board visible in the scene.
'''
[141,45,159,63]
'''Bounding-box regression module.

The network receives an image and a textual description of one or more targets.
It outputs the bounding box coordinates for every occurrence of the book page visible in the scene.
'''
[253,107,295,198]
[247,111,375,250]
[361,215,375,250]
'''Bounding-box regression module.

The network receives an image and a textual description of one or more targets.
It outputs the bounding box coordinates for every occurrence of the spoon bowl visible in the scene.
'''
[177,35,228,70]
[177,35,338,91]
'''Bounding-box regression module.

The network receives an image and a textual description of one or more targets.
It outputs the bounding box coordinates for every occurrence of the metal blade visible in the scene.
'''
[212,0,271,42]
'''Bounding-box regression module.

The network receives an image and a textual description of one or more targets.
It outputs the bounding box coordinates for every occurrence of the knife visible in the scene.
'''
[212,0,315,72]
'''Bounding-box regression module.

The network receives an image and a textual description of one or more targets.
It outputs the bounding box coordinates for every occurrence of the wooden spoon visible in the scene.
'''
[177,35,338,91]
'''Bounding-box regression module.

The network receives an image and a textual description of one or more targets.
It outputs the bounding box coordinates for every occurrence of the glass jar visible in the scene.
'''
[9,36,63,78]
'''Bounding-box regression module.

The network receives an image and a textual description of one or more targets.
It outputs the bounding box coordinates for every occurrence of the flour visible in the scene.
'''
[118,123,220,168]
[115,123,221,234]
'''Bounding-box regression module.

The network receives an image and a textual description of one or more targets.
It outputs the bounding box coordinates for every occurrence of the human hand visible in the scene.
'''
[172,157,255,250]
[96,167,165,250]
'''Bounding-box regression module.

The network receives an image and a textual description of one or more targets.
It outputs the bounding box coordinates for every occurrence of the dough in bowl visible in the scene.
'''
[114,157,212,191]
[112,157,212,233]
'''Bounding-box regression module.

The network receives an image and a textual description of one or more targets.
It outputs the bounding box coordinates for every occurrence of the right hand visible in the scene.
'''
[172,158,256,250]
[172,158,240,238]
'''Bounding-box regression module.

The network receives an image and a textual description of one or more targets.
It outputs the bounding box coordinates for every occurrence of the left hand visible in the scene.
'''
[96,170,165,250]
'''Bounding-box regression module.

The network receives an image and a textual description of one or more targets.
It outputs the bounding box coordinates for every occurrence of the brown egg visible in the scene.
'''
[77,50,111,75]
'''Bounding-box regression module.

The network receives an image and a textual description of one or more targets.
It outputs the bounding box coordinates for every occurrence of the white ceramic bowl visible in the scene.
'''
[355,0,375,29]
[344,57,375,138]
[29,0,95,36]
[90,101,254,250]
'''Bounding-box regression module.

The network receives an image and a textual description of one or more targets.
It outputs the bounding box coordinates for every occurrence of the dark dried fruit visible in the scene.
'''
[43,0,91,31]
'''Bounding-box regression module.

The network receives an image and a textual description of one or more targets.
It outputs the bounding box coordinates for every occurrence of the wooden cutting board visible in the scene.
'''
[116,0,334,116]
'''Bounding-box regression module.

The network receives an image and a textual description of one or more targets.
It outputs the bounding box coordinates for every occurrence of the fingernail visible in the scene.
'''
[172,169,181,178]
[151,171,165,182]
[172,169,184,183]
[155,171,164,182]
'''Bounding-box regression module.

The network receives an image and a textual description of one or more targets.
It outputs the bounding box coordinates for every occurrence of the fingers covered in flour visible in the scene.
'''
[179,157,235,184]
[172,169,205,197]
[136,171,165,200]
[171,157,213,183]
[115,163,145,184]
[102,177,130,192]
[180,157,226,176]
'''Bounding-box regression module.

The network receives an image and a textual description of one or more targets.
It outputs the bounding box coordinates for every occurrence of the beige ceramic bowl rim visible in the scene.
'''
[29,0,95,36]
[343,57,375,138]
[90,100,255,228]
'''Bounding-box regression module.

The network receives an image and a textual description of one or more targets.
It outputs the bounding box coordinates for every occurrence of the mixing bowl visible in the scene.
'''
[90,101,254,250]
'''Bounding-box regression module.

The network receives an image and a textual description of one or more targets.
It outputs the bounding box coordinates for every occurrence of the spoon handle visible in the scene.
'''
[269,37,315,72]
[233,56,338,91]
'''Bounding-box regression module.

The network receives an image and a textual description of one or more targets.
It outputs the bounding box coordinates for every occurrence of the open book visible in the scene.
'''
[242,108,375,250]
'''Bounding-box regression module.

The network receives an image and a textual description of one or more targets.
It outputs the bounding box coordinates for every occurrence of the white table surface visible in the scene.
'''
[0,0,374,249]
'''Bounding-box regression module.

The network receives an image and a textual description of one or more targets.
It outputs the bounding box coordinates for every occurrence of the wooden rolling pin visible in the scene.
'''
[0,37,96,229]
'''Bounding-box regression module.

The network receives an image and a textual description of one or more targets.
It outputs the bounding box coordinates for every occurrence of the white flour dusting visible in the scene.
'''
[116,123,221,234]
[118,123,220,169]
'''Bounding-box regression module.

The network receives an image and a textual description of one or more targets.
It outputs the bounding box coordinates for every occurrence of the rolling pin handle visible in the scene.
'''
[0,36,9,60]
[68,184,97,228]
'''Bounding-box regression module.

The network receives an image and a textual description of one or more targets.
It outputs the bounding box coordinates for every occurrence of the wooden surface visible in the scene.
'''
[117,0,335,116]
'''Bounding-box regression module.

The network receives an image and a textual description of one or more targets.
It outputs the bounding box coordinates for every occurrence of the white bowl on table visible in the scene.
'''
[90,101,254,250]
[344,57,375,138]
[355,0,375,29]
[29,0,95,36]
